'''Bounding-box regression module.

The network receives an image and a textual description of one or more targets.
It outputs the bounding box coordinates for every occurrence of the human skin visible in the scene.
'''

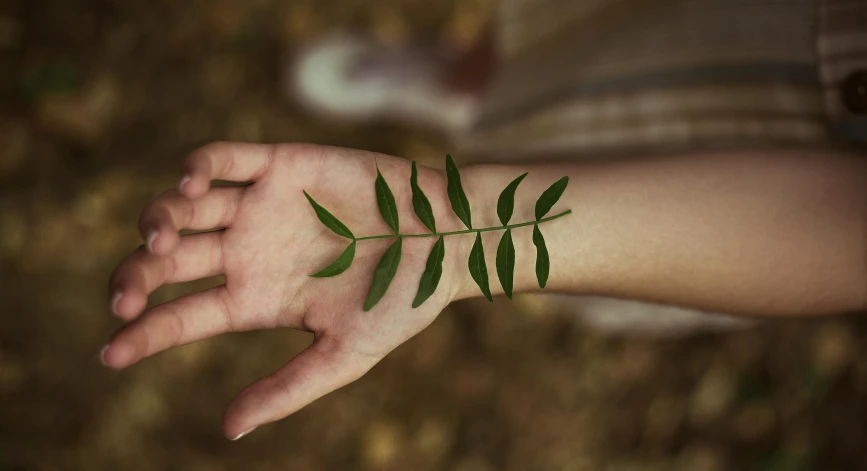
[103,142,867,439]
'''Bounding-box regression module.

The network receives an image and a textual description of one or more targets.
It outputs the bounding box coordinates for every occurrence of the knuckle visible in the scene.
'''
[201,140,230,152]
[142,193,187,229]
[137,207,158,231]
[210,236,223,271]
[270,371,296,398]
[168,310,185,347]
[214,287,234,331]
[146,188,178,210]
[186,143,217,169]
[270,143,305,171]
[109,246,146,286]
[193,141,228,159]
[150,306,184,353]
[164,251,179,282]
[139,193,168,224]
[219,191,236,225]
[156,188,180,200]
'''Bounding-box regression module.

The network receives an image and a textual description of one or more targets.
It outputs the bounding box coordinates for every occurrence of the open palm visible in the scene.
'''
[104,143,468,439]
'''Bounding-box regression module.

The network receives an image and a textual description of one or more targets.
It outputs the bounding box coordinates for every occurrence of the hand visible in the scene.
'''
[103,142,469,439]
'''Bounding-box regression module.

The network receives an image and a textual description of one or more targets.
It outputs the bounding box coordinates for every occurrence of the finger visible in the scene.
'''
[102,286,231,369]
[223,337,381,440]
[109,232,224,320]
[138,188,242,255]
[181,142,277,198]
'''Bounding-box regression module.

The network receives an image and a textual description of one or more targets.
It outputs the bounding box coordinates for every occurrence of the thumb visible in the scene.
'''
[223,336,380,439]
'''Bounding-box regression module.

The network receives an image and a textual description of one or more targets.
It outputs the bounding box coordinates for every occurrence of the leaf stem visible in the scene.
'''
[355,209,572,241]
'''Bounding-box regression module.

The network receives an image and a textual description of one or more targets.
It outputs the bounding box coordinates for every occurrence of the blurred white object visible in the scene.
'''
[554,295,756,337]
[286,34,478,133]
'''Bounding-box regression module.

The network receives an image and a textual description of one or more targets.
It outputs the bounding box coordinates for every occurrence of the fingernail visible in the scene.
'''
[146,229,159,252]
[230,427,257,441]
[99,344,110,366]
[179,174,191,192]
[111,291,123,316]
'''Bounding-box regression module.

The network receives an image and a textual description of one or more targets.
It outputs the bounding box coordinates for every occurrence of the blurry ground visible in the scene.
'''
[2,1,867,470]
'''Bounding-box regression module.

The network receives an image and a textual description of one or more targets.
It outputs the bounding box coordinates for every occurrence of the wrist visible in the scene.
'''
[444,163,542,302]
[417,161,577,304]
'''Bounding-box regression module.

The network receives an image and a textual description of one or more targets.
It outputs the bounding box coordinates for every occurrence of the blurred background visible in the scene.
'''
[1,0,867,470]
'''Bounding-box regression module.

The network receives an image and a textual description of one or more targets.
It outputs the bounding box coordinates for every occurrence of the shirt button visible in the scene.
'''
[841,69,867,114]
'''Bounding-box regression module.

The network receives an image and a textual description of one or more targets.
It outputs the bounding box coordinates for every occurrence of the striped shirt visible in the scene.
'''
[459,0,867,161]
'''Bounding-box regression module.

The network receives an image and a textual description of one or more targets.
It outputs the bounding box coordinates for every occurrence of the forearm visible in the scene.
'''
[452,149,867,316]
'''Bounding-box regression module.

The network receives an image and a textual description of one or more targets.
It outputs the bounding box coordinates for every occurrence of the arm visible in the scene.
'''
[457,148,867,316]
[105,143,866,439]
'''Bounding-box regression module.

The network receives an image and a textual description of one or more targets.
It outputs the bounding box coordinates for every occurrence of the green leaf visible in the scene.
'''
[304,190,354,239]
[375,165,399,234]
[445,154,472,229]
[412,236,445,308]
[534,176,569,220]
[496,229,516,299]
[496,173,528,225]
[468,232,493,302]
[410,161,437,233]
[532,225,550,288]
[310,241,356,277]
[363,237,403,311]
